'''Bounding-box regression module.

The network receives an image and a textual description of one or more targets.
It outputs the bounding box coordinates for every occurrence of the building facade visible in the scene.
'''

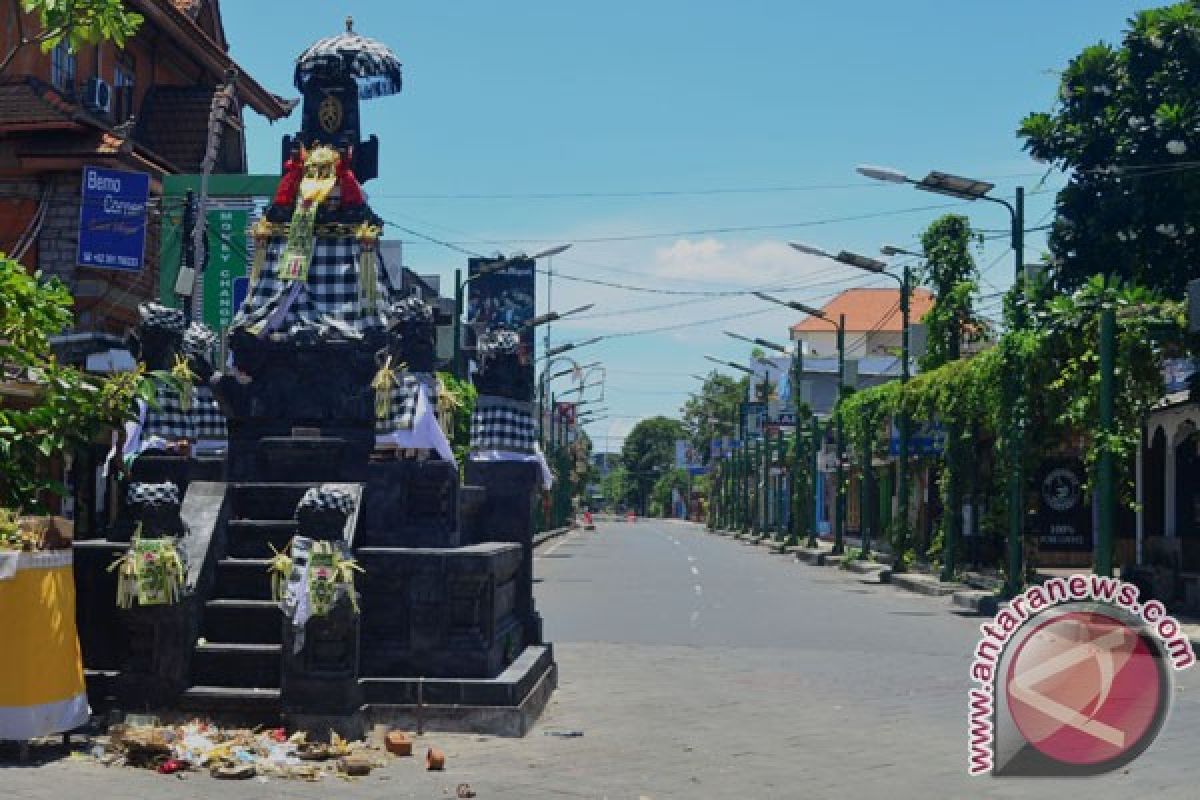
[0,0,290,333]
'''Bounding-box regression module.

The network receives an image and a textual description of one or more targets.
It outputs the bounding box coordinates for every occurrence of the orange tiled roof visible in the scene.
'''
[790,287,935,334]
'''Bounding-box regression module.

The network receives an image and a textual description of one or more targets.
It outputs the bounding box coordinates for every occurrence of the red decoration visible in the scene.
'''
[274,149,306,206]
[336,154,365,208]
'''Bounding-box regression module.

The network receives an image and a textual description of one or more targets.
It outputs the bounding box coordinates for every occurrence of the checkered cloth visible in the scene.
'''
[470,394,538,453]
[182,322,218,358]
[376,372,438,434]
[297,486,356,516]
[138,302,185,334]
[191,384,227,441]
[232,236,396,337]
[142,380,196,443]
[126,481,181,512]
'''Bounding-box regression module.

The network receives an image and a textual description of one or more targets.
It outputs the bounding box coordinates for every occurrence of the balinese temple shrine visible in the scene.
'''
[72,19,556,736]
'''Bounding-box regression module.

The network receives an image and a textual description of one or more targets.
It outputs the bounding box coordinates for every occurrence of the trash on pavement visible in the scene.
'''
[426,746,446,770]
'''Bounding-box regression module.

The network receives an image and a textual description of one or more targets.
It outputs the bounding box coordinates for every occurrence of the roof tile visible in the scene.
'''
[790,287,935,334]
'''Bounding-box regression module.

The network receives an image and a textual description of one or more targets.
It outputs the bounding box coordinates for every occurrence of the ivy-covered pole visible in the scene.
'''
[809,415,822,549]
[860,419,873,559]
[1096,306,1116,576]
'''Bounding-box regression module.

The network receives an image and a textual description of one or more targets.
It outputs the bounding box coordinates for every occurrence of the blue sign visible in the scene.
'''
[231,276,249,317]
[77,166,150,271]
[889,420,946,456]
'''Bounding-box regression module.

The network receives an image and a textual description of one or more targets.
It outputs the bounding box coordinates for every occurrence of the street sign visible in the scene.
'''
[741,401,766,438]
[77,166,150,271]
[203,209,248,329]
[889,419,945,456]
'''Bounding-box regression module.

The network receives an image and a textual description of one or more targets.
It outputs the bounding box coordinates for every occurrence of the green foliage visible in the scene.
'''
[620,415,684,512]
[1017,2,1200,294]
[1,0,143,77]
[0,256,150,511]
[917,214,984,371]
[23,0,142,52]
[599,466,631,509]
[650,467,690,518]
[680,370,747,463]
[832,274,1186,569]
[436,371,477,467]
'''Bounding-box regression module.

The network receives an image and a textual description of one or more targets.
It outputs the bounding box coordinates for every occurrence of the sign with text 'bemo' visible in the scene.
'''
[77,166,150,271]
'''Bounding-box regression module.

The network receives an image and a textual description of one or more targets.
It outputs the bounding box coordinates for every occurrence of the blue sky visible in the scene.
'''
[223,0,1149,450]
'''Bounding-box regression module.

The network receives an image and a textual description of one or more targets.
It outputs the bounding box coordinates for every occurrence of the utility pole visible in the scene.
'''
[1096,307,1116,576]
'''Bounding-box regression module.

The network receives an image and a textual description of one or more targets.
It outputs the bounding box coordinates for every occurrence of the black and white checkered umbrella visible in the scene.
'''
[294,18,402,100]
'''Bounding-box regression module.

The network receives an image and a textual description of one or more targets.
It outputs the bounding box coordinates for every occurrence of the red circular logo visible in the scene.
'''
[1005,610,1165,767]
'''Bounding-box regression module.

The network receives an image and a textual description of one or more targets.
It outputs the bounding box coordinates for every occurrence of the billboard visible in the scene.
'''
[77,166,150,271]
[466,256,536,360]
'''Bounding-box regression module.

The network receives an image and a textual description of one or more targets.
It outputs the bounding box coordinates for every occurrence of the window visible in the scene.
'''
[114,55,136,122]
[51,41,76,92]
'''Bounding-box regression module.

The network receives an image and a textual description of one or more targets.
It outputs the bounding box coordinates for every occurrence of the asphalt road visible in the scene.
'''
[7,518,1200,799]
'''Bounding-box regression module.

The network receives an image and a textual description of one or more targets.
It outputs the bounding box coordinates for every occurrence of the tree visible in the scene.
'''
[917,214,984,371]
[1018,2,1200,295]
[680,370,747,463]
[599,465,630,510]
[620,416,684,515]
[1,0,143,78]
[650,467,690,518]
[1,256,153,510]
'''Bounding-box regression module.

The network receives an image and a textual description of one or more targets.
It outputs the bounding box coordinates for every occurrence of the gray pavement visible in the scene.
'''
[6,518,1200,798]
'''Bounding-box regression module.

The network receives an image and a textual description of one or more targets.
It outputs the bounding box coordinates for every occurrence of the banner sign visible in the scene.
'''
[203,209,248,329]
[1031,457,1091,552]
[675,439,702,470]
[467,256,535,363]
[77,166,150,271]
[741,401,766,439]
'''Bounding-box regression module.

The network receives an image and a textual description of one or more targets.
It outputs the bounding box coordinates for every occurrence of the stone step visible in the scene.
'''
[178,685,281,722]
[890,571,963,597]
[191,642,282,689]
[213,557,274,600]
[229,482,319,521]
[203,599,281,644]
[224,519,296,558]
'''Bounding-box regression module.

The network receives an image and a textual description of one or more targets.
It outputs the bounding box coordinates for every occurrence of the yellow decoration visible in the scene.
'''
[170,355,196,412]
[298,146,339,206]
[370,356,403,421]
[107,528,186,609]
[267,541,293,604]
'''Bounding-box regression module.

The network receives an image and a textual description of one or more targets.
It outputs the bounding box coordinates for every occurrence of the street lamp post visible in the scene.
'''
[726,329,802,545]
[789,241,913,561]
[859,165,1025,592]
[453,244,572,379]
[754,294,848,555]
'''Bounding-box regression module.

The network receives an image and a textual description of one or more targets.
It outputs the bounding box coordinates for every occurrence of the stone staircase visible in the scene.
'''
[179,482,317,717]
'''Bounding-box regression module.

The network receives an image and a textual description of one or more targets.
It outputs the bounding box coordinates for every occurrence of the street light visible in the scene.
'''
[788,242,911,562]
[754,292,849,555]
[541,336,604,360]
[724,330,789,354]
[453,244,572,378]
[525,303,595,329]
[860,163,1025,593]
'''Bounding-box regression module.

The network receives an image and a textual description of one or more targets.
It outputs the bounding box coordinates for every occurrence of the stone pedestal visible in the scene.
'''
[463,460,543,645]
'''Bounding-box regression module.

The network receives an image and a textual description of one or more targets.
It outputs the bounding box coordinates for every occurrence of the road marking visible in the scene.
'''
[690,566,700,576]
[693,584,703,596]
[690,610,701,628]
[536,534,576,560]
[687,555,696,563]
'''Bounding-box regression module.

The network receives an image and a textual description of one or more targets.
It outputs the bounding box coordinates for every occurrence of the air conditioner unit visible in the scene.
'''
[83,77,111,113]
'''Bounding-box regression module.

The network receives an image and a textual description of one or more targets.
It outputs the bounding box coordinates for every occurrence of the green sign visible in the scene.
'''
[203,209,248,329]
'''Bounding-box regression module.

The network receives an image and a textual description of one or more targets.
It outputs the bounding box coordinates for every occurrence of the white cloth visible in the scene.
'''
[470,443,554,490]
[374,384,456,466]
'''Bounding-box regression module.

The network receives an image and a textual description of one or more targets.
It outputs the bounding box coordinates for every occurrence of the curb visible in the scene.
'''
[533,525,575,548]
[842,559,891,582]
[889,572,962,597]
[951,589,1000,615]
